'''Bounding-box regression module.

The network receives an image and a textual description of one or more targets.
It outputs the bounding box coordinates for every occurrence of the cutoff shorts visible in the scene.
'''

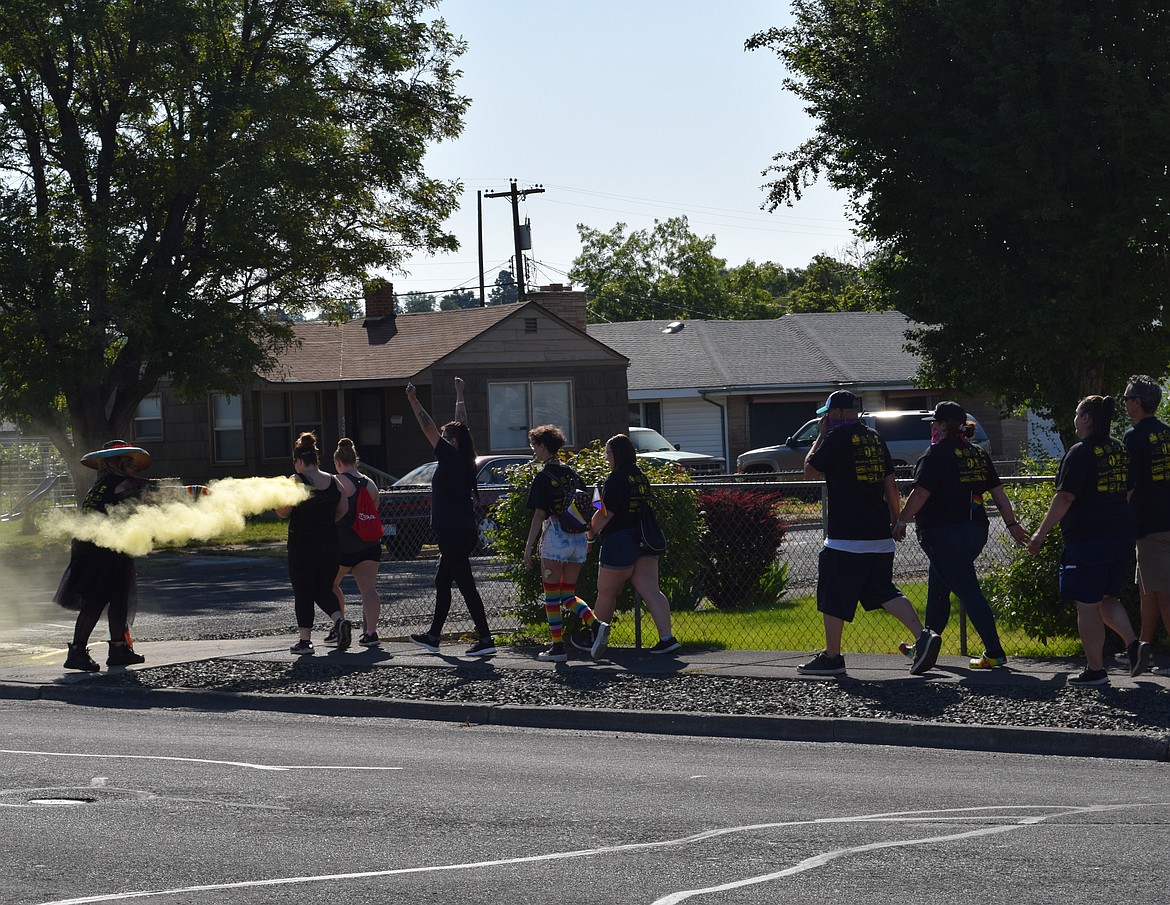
[816,546,902,622]
[1059,536,1134,603]
[540,518,588,564]
[1136,530,1170,595]
[599,526,650,570]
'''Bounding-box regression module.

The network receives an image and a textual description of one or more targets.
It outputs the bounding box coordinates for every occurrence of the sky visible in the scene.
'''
[394,0,857,300]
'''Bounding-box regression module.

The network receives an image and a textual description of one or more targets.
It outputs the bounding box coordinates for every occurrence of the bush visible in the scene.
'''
[696,488,788,610]
[489,441,700,629]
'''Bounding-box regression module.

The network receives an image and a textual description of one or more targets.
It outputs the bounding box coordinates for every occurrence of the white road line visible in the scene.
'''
[31,803,1163,905]
[0,749,401,772]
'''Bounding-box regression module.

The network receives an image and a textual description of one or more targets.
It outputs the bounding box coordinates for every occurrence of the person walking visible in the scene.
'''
[276,432,351,655]
[405,378,495,656]
[331,438,385,646]
[1028,395,1143,686]
[797,391,936,676]
[1122,375,1170,674]
[523,424,607,662]
[894,401,1029,673]
[55,440,153,671]
[582,433,679,657]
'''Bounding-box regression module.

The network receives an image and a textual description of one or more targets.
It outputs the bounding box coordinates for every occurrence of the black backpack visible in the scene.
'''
[555,471,593,534]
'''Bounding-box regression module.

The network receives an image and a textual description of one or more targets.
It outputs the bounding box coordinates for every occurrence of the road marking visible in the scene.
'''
[0,749,402,773]
[30,803,1164,905]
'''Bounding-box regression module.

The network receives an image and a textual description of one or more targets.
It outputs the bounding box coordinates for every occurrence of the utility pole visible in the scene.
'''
[484,179,544,301]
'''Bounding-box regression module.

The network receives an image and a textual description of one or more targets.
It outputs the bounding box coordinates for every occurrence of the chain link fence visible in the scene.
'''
[403,475,1092,659]
[0,440,76,524]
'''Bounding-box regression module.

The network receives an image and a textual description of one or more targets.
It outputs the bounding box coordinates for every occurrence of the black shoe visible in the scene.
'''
[590,621,612,658]
[290,639,315,655]
[568,627,595,653]
[410,633,440,653]
[323,623,340,645]
[64,644,100,672]
[1068,667,1109,687]
[1129,640,1152,678]
[648,635,681,654]
[466,637,496,657]
[106,642,145,667]
[359,632,381,646]
[909,630,942,675]
[537,642,568,662]
[797,650,846,675]
[335,619,352,651]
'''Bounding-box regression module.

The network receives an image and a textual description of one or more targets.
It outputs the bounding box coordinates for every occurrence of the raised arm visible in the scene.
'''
[405,383,441,449]
[454,376,467,425]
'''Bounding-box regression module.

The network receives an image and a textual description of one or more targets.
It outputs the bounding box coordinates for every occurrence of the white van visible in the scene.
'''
[736,410,991,474]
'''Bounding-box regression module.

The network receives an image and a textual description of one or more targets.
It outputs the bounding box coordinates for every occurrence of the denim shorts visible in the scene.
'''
[540,519,588,564]
[1060,536,1135,603]
[599,526,650,570]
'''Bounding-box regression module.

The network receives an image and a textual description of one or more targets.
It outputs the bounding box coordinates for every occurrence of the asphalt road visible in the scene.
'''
[4,700,1169,905]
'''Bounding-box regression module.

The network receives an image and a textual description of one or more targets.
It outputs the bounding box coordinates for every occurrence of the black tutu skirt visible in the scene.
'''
[53,539,138,624]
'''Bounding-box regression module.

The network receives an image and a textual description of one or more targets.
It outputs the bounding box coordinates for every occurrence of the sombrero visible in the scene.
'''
[80,440,152,472]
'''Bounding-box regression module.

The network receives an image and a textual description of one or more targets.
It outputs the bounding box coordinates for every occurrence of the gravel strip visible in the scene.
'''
[92,658,1170,739]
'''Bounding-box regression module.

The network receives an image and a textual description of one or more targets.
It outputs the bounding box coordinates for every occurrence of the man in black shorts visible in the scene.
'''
[797,391,938,675]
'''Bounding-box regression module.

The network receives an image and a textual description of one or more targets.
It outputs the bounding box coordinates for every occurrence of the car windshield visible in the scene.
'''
[629,429,674,453]
[393,463,437,486]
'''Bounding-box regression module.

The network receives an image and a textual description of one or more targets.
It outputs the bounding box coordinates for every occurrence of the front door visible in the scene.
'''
[351,390,386,473]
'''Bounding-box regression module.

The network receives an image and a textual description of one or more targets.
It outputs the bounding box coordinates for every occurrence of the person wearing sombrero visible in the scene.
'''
[54,440,152,671]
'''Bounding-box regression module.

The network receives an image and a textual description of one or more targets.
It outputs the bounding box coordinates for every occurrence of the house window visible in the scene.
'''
[488,380,572,450]
[211,393,243,462]
[628,402,662,432]
[261,391,323,460]
[133,395,163,441]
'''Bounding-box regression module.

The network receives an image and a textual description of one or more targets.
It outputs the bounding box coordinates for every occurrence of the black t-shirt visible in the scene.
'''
[807,421,894,541]
[599,464,650,538]
[526,460,581,517]
[912,439,1001,530]
[1124,416,1170,538]
[287,473,342,550]
[430,437,476,535]
[1055,433,1135,543]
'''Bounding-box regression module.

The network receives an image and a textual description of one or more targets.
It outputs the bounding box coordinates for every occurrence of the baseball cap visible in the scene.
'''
[816,390,859,415]
[926,401,966,423]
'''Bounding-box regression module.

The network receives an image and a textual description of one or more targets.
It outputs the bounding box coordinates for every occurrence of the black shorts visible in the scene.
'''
[339,543,383,569]
[816,546,902,622]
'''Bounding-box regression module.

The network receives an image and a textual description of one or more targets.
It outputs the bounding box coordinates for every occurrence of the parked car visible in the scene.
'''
[736,410,991,475]
[628,426,725,477]
[378,454,531,559]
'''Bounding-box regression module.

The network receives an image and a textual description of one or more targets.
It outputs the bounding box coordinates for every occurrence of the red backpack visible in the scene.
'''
[351,476,384,543]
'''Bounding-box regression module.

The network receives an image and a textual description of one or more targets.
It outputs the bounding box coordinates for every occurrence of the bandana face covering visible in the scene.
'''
[930,423,947,444]
[827,416,858,431]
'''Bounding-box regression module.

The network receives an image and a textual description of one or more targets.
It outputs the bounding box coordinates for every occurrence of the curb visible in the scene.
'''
[6,681,1167,762]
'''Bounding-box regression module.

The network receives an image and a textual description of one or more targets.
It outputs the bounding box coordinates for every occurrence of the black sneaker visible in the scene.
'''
[410,633,440,653]
[537,642,568,662]
[909,630,942,675]
[1068,667,1109,687]
[335,619,352,651]
[466,637,496,657]
[106,643,145,667]
[64,644,100,672]
[797,650,846,675]
[1130,640,1152,678]
[568,626,596,653]
[359,632,381,646]
[590,621,612,658]
[323,623,339,645]
[290,639,315,655]
[648,635,681,654]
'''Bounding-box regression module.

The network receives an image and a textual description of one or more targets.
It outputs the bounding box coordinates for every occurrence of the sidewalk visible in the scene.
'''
[2,636,1167,761]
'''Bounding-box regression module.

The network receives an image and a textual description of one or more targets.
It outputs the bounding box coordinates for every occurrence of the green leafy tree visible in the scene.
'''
[570,216,729,322]
[0,0,467,488]
[750,2,1170,441]
[400,291,436,314]
[487,270,518,306]
[723,259,803,317]
[786,253,883,313]
[439,289,478,310]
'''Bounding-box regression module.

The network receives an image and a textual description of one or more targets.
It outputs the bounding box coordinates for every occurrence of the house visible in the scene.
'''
[588,311,1027,467]
[139,287,630,484]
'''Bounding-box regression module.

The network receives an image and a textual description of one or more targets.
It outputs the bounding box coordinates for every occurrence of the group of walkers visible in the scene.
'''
[56,375,680,671]
[798,377,1169,687]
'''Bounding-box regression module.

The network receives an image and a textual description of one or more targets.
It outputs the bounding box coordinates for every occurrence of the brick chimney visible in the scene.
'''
[363,280,396,318]
[532,285,587,332]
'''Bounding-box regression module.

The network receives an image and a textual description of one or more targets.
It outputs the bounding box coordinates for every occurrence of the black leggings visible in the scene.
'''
[289,546,341,629]
[429,530,491,639]
[72,592,130,648]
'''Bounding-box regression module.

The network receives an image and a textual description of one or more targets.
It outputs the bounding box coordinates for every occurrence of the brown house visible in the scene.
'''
[138,288,629,485]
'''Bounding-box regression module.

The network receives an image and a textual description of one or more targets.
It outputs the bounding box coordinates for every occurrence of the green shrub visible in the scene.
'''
[696,488,788,610]
[489,441,700,628]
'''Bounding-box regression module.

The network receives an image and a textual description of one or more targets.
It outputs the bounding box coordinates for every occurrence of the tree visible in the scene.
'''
[400,291,436,314]
[0,0,467,487]
[487,270,518,306]
[750,2,1170,439]
[570,216,729,322]
[723,259,802,317]
[439,289,478,310]
[786,253,883,313]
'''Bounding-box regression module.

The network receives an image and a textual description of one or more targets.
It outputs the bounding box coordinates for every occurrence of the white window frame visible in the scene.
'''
[210,393,244,463]
[133,394,163,442]
[487,380,573,451]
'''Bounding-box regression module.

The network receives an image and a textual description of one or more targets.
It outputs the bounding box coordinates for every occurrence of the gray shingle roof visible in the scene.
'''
[587,311,920,391]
